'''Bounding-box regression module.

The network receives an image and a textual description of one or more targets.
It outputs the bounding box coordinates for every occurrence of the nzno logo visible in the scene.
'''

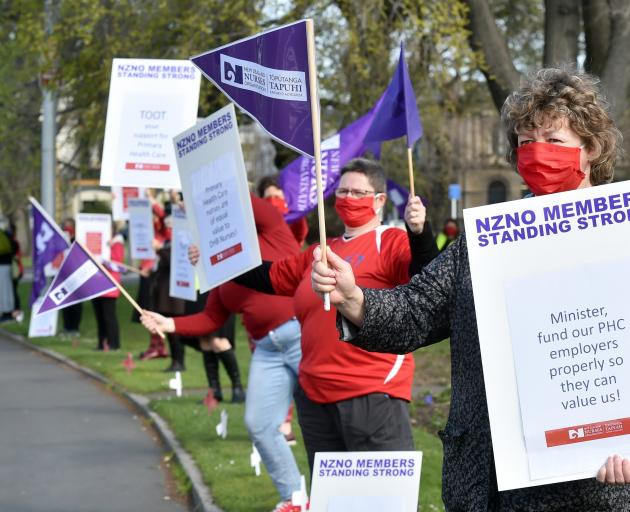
[223,59,243,85]
[568,428,585,439]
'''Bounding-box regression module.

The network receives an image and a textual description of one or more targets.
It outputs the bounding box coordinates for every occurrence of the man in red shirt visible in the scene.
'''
[235,158,438,472]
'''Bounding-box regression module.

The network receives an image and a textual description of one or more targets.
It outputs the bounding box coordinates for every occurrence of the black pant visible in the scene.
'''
[294,386,415,476]
[62,303,83,332]
[12,277,20,311]
[92,297,120,349]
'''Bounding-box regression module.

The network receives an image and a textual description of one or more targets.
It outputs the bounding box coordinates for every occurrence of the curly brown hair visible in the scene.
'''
[501,67,623,185]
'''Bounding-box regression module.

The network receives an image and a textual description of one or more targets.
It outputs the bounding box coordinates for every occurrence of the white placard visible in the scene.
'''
[169,205,196,301]
[463,180,630,490]
[310,451,422,512]
[100,58,201,188]
[28,296,58,338]
[112,186,145,221]
[128,198,155,259]
[174,103,261,293]
[76,213,111,261]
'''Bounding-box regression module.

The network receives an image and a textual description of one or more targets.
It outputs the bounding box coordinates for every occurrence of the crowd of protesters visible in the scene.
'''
[6,66,630,512]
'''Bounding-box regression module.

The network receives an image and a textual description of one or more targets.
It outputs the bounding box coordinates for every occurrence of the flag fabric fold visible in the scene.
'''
[37,242,117,315]
[363,42,423,158]
[191,20,315,157]
[29,197,70,306]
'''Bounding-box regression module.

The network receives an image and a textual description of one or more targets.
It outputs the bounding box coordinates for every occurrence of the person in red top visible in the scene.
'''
[92,230,124,351]
[135,190,169,360]
[234,158,439,474]
[257,175,309,247]
[140,194,305,512]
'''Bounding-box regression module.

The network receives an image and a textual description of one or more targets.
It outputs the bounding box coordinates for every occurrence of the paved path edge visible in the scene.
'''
[0,328,223,512]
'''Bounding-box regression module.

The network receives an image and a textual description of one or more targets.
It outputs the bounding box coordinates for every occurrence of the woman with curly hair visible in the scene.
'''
[312,67,630,511]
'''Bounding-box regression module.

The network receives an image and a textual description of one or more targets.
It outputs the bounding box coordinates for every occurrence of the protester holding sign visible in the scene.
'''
[233,158,437,474]
[140,194,304,511]
[92,229,125,351]
[312,68,630,509]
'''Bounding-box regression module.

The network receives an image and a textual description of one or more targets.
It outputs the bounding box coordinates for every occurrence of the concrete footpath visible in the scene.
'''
[0,334,187,512]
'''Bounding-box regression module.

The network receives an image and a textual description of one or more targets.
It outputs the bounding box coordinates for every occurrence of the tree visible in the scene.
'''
[465,0,630,128]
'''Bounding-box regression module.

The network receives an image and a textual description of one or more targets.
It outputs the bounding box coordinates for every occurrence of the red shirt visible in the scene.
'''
[270,226,414,403]
[174,194,299,339]
[102,236,124,299]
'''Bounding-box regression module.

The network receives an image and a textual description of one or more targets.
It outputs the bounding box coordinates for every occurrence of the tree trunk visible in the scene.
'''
[599,0,630,125]
[543,0,580,67]
[463,0,521,112]
[582,0,611,76]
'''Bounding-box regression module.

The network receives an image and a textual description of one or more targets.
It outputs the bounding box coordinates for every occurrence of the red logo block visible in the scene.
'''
[210,243,242,265]
[545,417,630,447]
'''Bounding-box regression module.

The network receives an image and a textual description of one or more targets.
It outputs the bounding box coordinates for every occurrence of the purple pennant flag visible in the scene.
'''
[29,197,70,306]
[363,42,423,158]
[279,94,385,223]
[37,242,116,315]
[191,20,315,157]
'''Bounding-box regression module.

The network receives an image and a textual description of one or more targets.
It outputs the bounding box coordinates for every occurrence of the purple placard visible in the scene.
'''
[191,20,314,157]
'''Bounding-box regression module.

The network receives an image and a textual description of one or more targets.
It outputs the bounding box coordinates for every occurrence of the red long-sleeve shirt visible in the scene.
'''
[174,194,299,339]
[270,226,415,403]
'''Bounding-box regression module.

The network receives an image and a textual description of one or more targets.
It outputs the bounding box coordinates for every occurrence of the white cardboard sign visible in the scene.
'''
[463,180,630,490]
[128,198,155,259]
[100,58,201,188]
[174,103,261,293]
[28,296,58,338]
[169,205,196,301]
[112,186,145,221]
[310,451,422,512]
[76,214,111,261]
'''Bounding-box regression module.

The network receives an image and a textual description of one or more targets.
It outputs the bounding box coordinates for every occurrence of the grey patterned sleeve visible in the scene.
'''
[338,236,461,354]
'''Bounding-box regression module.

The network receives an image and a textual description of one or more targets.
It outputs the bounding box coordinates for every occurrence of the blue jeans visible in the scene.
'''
[245,318,302,501]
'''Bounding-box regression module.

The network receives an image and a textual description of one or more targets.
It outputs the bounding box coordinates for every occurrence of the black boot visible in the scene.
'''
[218,349,245,403]
[203,351,223,401]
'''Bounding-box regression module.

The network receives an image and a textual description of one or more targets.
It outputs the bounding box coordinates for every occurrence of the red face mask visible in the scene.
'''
[444,225,459,238]
[517,142,585,196]
[265,196,289,215]
[335,196,376,227]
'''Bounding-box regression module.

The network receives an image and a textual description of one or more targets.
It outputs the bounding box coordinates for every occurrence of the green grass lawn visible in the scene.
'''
[3,282,446,511]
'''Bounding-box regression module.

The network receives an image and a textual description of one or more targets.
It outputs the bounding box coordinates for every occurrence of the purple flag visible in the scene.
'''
[279,95,385,223]
[191,20,315,157]
[363,42,423,158]
[29,197,70,306]
[37,242,116,315]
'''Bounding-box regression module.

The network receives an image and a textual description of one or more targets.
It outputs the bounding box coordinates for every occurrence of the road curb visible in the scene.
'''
[0,328,223,512]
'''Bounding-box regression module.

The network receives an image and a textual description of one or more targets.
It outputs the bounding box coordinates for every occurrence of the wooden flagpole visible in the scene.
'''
[407,147,415,197]
[77,241,165,339]
[306,19,330,311]
[108,260,142,275]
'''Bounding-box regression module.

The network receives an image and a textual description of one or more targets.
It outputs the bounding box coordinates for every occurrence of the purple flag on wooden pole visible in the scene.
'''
[363,42,423,157]
[191,20,314,157]
[36,242,116,315]
[363,42,423,196]
[29,197,70,306]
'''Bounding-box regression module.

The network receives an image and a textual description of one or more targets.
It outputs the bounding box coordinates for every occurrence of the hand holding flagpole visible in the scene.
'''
[305,19,330,311]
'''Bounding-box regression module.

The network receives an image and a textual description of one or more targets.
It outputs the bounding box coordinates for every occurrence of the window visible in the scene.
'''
[487,180,507,204]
